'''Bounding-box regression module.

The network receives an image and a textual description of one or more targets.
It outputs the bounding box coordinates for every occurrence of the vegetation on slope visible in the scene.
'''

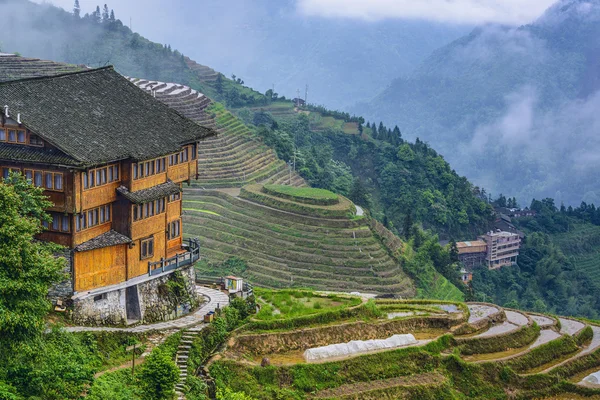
[472,198,600,319]
[185,190,415,295]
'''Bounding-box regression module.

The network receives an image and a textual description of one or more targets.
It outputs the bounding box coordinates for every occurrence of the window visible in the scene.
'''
[34,171,43,187]
[132,198,166,222]
[8,130,16,142]
[168,219,181,240]
[93,293,107,302]
[17,131,26,143]
[191,144,197,160]
[140,237,154,260]
[83,164,119,190]
[45,173,53,189]
[133,157,166,180]
[44,213,70,233]
[169,192,181,202]
[0,129,5,141]
[168,146,192,167]
[76,205,111,231]
[22,169,62,191]
[29,134,43,146]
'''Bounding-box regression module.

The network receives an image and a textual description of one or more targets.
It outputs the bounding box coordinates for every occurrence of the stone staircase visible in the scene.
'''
[175,326,205,399]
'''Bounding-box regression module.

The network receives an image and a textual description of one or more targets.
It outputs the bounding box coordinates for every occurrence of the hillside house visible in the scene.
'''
[0,66,214,325]
[479,231,521,270]
[456,240,487,269]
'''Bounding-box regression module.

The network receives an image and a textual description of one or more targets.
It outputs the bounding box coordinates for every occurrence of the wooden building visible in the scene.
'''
[0,66,214,324]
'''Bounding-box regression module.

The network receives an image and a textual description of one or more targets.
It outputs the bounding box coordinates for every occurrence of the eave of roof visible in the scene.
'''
[117,180,181,204]
[0,66,215,167]
[0,142,81,167]
[74,230,132,252]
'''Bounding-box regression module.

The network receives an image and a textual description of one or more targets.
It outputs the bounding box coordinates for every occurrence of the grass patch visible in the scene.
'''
[263,184,339,205]
[254,288,361,320]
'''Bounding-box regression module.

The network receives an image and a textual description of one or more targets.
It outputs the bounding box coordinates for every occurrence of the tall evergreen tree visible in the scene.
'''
[73,0,80,18]
[92,6,101,23]
[102,4,109,21]
[109,9,115,21]
[371,123,377,139]
[215,73,224,95]
[378,122,385,139]
[393,125,402,143]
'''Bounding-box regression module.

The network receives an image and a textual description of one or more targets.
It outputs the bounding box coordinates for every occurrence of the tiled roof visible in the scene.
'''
[74,230,132,252]
[0,67,214,167]
[117,181,181,204]
[0,142,79,166]
[0,54,85,83]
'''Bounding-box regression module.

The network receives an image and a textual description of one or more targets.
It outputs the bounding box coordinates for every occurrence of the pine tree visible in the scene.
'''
[110,9,115,21]
[371,123,377,139]
[92,6,101,23]
[378,122,385,139]
[393,125,402,143]
[102,4,109,21]
[215,73,224,95]
[366,122,370,128]
[449,240,459,263]
[403,213,413,240]
[73,0,81,18]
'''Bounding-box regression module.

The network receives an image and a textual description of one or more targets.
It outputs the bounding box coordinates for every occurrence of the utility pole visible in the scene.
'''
[305,84,308,105]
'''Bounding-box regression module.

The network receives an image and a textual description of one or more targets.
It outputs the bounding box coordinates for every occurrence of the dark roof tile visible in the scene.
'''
[117,181,181,204]
[0,67,214,167]
[0,143,79,166]
[74,230,132,252]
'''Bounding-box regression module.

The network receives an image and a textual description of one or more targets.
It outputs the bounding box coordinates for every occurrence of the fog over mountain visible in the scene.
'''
[355,0,600,206]
[22,0,471,110]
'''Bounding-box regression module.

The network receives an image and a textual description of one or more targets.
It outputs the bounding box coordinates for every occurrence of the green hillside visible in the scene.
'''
[210,291,600,400]
[356,0,600,206]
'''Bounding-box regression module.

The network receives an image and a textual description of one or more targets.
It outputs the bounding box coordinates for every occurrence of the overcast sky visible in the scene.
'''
[38,0,558,28]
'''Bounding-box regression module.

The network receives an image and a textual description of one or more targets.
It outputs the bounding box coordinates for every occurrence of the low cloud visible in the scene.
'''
[297,0,556,25]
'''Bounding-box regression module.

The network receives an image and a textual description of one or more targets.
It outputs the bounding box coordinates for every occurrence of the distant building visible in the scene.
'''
[494,206,537,219]
[292,98,306,107]
[479,231,521,269]
[460,268,473,284]
[456,240,487,269]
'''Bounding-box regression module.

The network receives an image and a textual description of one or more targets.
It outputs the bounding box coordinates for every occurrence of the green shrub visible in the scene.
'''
[458,323,540,355]
[501,334,579,373]
[137,347,179,400]
[87,369,137,400]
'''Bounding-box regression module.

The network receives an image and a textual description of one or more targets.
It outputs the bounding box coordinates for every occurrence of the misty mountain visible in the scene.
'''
[0,0,470,110]
[355,0,600,206]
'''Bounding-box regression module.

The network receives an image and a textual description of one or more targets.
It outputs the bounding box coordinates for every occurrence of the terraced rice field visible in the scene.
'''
[129,78,306,188]
[553,223,600,285]
[214,296,600,399]
[182,189,415,295]
[0,54,84,83]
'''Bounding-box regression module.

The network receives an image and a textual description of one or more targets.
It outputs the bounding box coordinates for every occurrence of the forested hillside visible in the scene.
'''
[0,0,493,239]
[356,0,600,207]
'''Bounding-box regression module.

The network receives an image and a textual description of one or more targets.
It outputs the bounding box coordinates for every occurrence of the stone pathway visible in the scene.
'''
[65,286,230,333]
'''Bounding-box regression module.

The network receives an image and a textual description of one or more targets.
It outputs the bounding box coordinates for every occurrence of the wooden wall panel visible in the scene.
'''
[74,245,127,292]
[167,237,183,256]
[81,182,120,210]
[38,231,72,247]
[167,163,190,183]
[131,214,166,240]
[73,222,111,246]
[167,200,182,222]
[130,172,168,192]
[127,233,167,279]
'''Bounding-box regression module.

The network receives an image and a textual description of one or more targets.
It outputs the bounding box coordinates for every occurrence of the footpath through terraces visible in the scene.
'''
[65,286,229,333]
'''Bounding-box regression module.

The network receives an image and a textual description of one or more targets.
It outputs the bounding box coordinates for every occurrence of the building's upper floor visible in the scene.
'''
[0,66,213,212]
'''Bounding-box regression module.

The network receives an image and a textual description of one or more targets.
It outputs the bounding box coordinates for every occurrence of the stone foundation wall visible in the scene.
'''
[72,265,199,326]
[73,289,127,326]
[47,250,73,305]
[138,265,199,323]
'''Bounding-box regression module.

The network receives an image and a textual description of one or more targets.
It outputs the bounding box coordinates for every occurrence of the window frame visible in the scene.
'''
[140,237,154,260]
